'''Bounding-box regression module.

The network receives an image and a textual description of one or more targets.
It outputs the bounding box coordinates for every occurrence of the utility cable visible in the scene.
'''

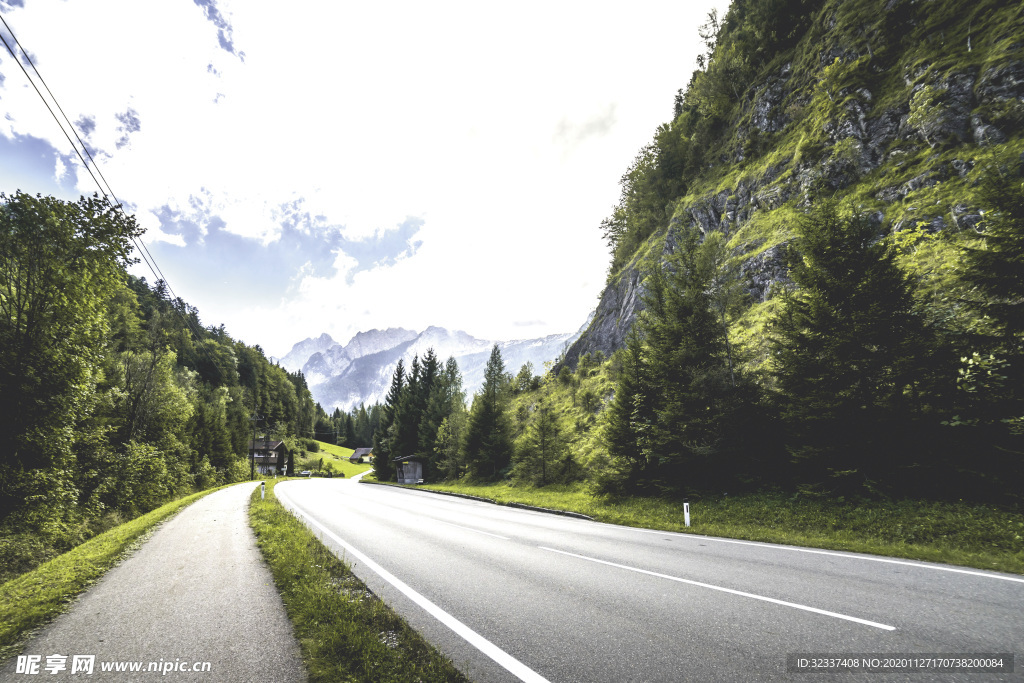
[0,12,218,365]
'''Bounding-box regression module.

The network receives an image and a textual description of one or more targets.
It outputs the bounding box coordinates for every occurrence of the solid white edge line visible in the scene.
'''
[276,486,551,683]
[614,525,1024,584]
[539,546,897,631]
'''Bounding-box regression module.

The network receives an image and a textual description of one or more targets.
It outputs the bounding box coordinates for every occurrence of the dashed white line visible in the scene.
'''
[539,546,897,631]
[615,525,1024,584]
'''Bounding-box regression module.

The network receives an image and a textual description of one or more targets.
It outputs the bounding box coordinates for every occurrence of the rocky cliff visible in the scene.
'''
[561,0,1023,370]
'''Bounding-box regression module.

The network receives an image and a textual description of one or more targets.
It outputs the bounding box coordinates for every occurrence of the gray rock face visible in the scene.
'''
[563,45,1022,367]
[750,65,792,134]
[975,60,1024,103]
[739,242,792,303]
[559,266,646,371]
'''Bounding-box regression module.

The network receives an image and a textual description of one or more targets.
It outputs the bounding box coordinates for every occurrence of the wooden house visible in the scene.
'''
[349,447,373,464]
[249,439,288,475]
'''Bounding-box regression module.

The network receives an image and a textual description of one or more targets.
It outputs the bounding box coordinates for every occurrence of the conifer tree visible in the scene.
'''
[372,359,405,481]
[770,201,924,493]
[641,224,758,492]
[391,355,422,462]
[949,156,1024,489]
[462,344,514,480]
[961,156,1024,340]
[601,326,655,492]
[515,398,568,486]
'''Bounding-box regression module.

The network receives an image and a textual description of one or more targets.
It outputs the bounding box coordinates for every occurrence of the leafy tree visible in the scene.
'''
[0,192,141,532]
[514,362,537,394]
[435,411,468,480]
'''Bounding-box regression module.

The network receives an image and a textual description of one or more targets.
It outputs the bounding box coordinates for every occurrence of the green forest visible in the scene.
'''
[0,192,319,580]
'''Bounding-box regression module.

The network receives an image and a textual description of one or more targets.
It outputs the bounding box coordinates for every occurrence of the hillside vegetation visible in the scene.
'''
[422,0,1024,506]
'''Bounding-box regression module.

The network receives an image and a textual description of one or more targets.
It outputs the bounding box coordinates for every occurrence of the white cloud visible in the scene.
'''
[0,0,730,356]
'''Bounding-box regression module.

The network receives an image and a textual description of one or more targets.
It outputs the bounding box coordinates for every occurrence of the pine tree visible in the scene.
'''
[961,156,1024,340]
[950,156,1024,491]
[601,325,656,492]
[515,398,568,486]
[372,359,405,481]
[462,344,514,480]
[615,223,761,494]
[770,201,925,494]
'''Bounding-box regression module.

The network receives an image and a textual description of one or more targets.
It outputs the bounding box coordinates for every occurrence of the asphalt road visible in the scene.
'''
[276,478,1022,682]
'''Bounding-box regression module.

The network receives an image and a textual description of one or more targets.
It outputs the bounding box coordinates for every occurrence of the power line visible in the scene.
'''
[0,12,217,364]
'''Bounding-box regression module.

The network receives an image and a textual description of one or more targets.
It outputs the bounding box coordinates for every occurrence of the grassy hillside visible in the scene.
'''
[292,441,370,478]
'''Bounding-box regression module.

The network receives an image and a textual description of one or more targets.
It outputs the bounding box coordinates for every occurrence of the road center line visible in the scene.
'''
[538,546,896,631]
[615,526,1024,584]
[277,487,551,683]
[433,519,510,540]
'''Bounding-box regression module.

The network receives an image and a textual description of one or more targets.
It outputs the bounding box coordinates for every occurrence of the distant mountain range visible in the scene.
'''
[280,321,591,412]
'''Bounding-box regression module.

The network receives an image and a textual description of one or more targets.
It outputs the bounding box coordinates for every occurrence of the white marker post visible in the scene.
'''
[261,481,265,500]
[683,502,690,527]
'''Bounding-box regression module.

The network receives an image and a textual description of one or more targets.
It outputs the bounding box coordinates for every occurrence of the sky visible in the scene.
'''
[0,0,729,358]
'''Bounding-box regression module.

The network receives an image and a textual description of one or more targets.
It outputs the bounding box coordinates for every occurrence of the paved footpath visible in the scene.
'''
[1,482,306,682]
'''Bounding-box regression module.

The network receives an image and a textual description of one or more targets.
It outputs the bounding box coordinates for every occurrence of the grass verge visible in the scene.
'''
[248,479,469,683]
[415,482,1024,575]
[0,485,229,662]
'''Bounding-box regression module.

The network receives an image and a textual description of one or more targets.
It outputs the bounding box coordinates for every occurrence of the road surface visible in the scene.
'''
[277,478,1021,682]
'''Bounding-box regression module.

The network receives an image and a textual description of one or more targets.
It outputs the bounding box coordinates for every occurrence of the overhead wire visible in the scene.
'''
[0,11,218,366]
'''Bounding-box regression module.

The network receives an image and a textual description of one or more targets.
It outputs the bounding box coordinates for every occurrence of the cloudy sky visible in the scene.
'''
[0,0,728,357]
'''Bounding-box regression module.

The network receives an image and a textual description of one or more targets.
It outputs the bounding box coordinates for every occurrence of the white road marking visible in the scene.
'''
[276,487,551,683]
[616,525,1024,584]
[539,546,897,631]
[434,519,510,540]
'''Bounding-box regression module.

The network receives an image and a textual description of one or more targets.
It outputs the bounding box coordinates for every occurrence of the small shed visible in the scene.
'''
[249,439,288,475]
[394,455,424,484]
[349,447,373,464]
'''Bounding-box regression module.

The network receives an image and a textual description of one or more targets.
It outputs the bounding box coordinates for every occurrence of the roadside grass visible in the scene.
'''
[416,482,1024,575]
[0,485,230,662]
[248,479,469,683]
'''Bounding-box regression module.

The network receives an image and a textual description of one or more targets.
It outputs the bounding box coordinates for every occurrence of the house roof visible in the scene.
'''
[392,454,424,463]
[351,448,373,457]
[249,440,285,451]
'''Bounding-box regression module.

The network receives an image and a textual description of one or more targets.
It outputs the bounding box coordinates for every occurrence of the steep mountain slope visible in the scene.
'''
[279,332,337,371]
[563,0,1024,368]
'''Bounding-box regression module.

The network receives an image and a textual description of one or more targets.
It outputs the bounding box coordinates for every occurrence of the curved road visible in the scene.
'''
[277,478,1021,682]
